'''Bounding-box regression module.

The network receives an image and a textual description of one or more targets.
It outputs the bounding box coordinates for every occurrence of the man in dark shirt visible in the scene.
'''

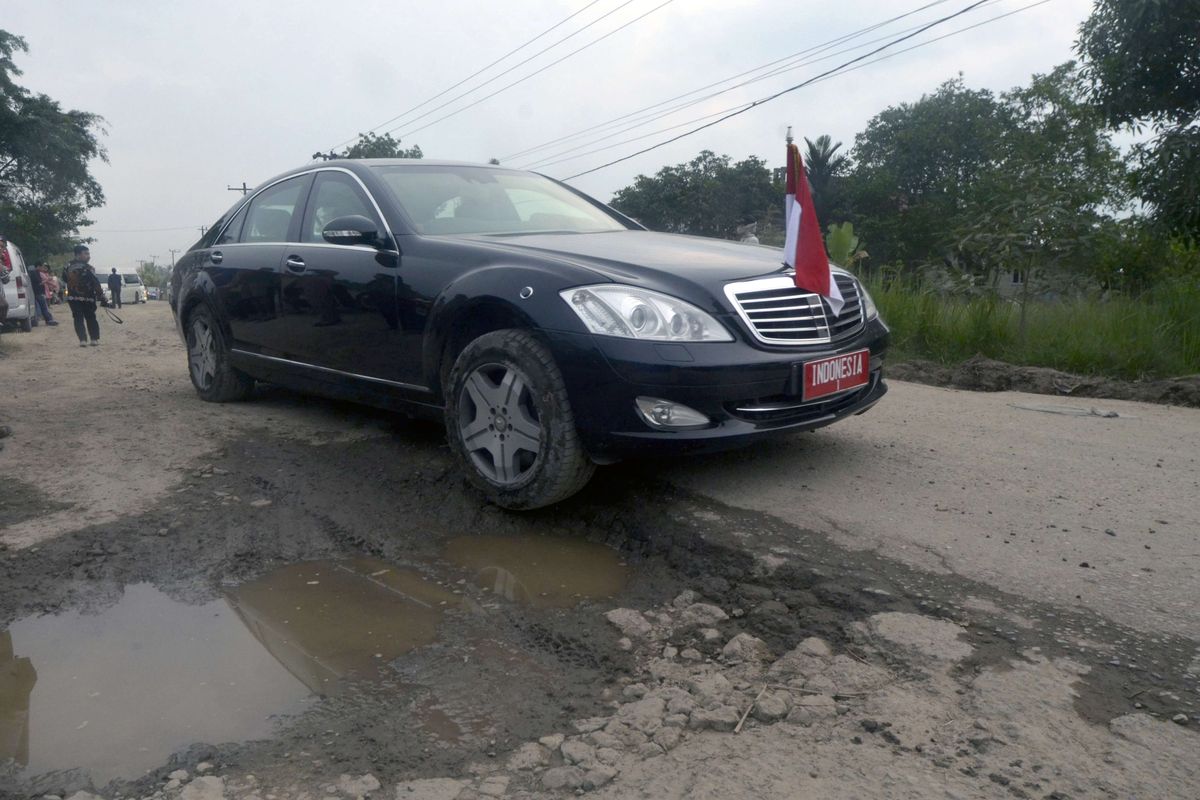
[107,268,123,309]
[63,245,107,346]
[27,262,58,327]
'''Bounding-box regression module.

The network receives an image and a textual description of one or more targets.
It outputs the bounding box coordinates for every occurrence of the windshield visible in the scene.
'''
[123,274,141,284]
[372,165,628,236]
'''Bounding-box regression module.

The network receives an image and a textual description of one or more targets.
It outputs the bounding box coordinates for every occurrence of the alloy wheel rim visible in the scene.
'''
[458,363,543,485]
[189,318,217,390]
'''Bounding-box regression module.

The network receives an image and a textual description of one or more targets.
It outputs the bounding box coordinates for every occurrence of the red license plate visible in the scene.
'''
[802,349,870,400]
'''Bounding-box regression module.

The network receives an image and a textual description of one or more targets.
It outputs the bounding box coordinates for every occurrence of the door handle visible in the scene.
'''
[285,256,306,272]
[210,251,223,265]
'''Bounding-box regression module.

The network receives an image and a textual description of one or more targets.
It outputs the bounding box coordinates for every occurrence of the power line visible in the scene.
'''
[386,0,675,142]
[82,225,201,234]
[526,0,1033,173]
[502,0,955,163]
[518,1,1000,170]
[382,0,648,139]
[326,0,609,152]
[563,0,1026,180]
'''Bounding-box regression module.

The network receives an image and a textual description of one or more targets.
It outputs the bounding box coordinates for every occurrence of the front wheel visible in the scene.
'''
[185,305,253,402]
[444,329,595,510]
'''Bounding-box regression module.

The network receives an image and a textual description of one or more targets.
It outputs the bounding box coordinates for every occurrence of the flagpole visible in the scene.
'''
[785,125,793,145]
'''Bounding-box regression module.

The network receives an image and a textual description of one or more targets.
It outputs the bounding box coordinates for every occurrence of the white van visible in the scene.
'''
[1,240,35,332]
[100,270,148,304]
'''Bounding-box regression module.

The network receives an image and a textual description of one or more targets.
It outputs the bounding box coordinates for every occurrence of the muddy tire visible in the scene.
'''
[185,304,253,402]
[19,317,32,333]
[445,329,594,510]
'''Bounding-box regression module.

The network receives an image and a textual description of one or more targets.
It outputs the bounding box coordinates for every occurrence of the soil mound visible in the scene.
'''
[888,355,1200,407]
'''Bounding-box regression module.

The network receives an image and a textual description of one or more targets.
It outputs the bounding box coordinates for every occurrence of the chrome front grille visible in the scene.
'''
[723,273,864,345]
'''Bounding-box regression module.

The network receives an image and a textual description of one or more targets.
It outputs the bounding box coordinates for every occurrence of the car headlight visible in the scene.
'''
[560,285,733,342]
[857,280,879,320]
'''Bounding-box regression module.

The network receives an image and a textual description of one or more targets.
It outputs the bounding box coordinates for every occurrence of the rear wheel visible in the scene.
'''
[445,329,594,510]
[185,305,253,402]
[18,317,31,333]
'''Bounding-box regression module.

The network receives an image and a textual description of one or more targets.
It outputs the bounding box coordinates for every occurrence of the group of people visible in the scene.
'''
[27,260,62,328]
[1,238,126,346]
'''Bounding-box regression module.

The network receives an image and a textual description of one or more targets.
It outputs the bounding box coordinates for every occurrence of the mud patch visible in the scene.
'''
[0,476,69,530]
[889,355,1200,407]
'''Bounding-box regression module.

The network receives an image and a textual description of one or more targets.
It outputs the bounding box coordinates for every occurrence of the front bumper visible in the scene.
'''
[545,317,890,460]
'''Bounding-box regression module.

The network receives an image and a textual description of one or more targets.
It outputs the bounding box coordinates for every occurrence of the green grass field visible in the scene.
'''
[867,279,1200,380]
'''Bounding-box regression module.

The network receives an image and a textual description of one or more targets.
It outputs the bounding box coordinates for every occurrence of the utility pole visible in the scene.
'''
[227,182,251,195]
[168,248,180,267]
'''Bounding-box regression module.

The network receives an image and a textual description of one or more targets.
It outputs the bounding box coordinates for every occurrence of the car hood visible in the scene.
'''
[459,230,790,307]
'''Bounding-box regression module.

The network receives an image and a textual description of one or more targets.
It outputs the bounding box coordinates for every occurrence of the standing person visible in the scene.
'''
[26,262,58,327]
[62,245,107,347]
[38,265,60,304]
[107,268,123,309]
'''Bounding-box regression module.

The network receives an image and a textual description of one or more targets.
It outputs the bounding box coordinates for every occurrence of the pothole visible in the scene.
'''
[1,535,633,791]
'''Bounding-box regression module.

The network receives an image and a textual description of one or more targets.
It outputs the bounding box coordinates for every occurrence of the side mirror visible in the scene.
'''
[322,215,380,247]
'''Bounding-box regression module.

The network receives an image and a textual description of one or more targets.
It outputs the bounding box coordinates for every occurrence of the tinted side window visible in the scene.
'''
[218,204,249,245]
[301,172,380,243]
[243,177,306,243]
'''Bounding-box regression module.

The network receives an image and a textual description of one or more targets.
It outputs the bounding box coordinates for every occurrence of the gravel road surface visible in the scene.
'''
[1,303,1196,799]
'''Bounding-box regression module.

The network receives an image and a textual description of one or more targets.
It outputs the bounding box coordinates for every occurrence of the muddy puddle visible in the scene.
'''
[1,535,628,788]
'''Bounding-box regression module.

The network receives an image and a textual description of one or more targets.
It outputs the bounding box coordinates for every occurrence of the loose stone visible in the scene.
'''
[561,740,596,766]
[721,633,773,664]
[689,705,741,732]
[605,608,654,639]
[541,766,586,791]
[507,742,552,771]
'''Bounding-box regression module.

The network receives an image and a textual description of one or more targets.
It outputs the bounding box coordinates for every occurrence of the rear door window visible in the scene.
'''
[242,177,308,243]
[218,204,249,245]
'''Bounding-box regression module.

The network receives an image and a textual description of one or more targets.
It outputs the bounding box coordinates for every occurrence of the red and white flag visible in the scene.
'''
[784,142,843,315]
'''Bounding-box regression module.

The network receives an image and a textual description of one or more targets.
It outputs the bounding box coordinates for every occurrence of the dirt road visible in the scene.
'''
[1,303,1197,799]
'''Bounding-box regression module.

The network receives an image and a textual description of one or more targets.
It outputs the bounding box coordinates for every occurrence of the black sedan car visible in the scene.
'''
[171,160,888,509]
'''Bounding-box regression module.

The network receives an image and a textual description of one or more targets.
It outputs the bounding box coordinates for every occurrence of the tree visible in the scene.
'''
[0,30,106,260]
[312,131,423,161]
[803,135,849,225]
[137,260,168,288]
[1077,0,1200,240]
[845,66,1127,282]
[610,151,776,239]
[846,78,1012,269]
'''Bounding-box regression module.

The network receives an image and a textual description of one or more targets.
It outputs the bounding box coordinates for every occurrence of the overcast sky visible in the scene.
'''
[6,0,1094,270]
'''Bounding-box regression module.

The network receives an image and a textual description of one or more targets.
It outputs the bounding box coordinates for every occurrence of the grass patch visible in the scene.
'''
[867,278,1200,380]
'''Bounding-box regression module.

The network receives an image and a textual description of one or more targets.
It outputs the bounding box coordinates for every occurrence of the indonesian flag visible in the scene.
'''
[784,142,843,315]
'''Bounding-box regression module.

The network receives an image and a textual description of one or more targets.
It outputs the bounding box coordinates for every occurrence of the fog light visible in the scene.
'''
[635,397,710,430]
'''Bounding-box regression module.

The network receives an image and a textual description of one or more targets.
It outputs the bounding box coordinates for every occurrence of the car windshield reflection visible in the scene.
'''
[372,164,628,236]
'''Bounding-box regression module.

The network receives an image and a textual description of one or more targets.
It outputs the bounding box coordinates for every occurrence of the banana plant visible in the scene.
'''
[825,221,869,269]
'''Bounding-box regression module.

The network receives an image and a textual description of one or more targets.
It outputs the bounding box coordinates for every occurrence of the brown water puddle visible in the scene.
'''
[226,558,463,692]
[443,534,627,607]
[1,584,312,785]
[0,535,627,786]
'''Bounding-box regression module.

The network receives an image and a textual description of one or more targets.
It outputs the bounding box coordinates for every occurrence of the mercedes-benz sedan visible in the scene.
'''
[171,160,889,509]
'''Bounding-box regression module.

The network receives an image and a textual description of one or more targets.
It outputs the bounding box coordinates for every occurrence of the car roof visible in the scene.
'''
[262,159,529,188]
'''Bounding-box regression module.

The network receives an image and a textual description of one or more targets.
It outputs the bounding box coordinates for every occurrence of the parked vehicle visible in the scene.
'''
[1,240,35,332]
[118,273,148,304]
[172,160,889,509]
